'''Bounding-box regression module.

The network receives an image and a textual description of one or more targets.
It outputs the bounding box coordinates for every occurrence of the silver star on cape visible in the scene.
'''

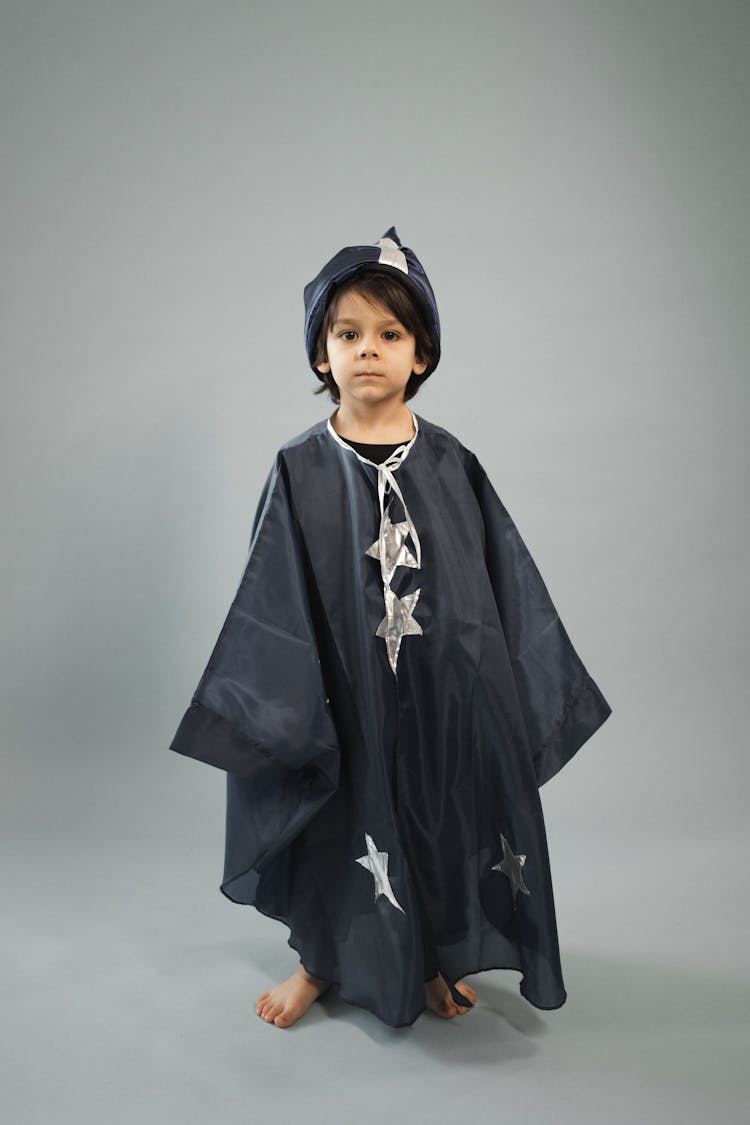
[355,832,405,913]
[376,587,423,673]
[365,510,419,584]
[492,834,531,903]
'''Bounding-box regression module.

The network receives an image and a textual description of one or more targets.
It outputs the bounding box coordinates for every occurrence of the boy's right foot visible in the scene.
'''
[255,964,331,1028]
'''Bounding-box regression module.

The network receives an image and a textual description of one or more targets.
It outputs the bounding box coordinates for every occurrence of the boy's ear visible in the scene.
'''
[316,359,331,374]
[412,356,428,376]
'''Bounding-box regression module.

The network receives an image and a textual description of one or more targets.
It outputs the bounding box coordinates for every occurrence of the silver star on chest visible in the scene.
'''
[376,587,423,673]
[492,834,531,903]
[355,832,405,913]
[365,510,419,584]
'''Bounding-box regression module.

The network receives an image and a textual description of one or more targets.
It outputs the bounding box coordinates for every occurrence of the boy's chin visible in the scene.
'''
[345,388,406,405]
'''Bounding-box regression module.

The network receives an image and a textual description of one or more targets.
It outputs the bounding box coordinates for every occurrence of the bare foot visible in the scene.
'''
[255,964,332,1028]
[425,973,477,1018]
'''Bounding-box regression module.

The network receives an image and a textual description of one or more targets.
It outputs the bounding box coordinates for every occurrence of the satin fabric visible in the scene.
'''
[170,412,612,1028]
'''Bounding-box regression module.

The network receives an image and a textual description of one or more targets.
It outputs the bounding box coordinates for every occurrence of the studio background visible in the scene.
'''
[2,2,747,1123]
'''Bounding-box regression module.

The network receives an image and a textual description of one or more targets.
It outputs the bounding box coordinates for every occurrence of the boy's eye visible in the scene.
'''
[337,329,402,341]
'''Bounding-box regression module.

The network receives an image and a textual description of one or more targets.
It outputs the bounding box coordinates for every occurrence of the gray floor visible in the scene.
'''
[3,827,747,1125]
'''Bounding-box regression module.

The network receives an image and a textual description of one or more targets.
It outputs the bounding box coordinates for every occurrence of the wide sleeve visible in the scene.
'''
[468,452,612,787]
[169,452,340,869]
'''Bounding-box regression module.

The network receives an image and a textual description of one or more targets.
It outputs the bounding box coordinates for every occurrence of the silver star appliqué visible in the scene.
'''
[365,511,419,584]
[376,587,423,673]
[355,832,405,913]
[492,834,531,904]
[376,235,408,274]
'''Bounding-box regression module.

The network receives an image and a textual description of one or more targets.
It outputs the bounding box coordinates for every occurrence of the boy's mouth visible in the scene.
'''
[357,371,383,377]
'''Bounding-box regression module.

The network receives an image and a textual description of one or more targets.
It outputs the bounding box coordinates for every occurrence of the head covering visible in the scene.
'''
[303,226,441,382]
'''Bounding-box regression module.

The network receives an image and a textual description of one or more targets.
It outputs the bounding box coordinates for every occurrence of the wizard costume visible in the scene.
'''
[170,228,612,1027]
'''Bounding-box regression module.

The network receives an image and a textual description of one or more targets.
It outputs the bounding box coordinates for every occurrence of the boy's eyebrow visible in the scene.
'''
[331,316,403,328]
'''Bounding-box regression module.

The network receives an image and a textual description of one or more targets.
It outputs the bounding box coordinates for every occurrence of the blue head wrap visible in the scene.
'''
[303,226,441,382]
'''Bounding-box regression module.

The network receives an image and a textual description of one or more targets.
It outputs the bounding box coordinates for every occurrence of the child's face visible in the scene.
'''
[316,289,427,411]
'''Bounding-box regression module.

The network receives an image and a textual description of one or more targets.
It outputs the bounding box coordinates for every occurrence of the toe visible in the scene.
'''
[453,982,476,1007]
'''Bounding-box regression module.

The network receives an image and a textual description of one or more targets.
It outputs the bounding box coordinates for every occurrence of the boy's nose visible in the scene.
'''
[359,339,379,356]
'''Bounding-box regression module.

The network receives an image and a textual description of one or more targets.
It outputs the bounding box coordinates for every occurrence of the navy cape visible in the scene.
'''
[170,411,612,1027]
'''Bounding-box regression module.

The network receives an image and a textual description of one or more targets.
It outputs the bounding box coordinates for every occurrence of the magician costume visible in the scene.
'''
[170,227,612,1027]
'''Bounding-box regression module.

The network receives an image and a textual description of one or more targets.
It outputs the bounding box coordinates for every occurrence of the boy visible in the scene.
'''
[170,227,612,1030]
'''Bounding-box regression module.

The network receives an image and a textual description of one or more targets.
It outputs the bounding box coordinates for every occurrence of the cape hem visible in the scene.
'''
[221,881,568,1027]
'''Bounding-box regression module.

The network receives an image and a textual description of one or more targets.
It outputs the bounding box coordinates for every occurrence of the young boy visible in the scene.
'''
[170,227,612,1031]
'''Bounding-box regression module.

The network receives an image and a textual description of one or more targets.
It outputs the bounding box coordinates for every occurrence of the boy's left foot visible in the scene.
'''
[425,973,477,1018]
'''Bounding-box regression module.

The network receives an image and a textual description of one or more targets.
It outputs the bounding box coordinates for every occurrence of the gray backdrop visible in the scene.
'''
[2,1,748,1122]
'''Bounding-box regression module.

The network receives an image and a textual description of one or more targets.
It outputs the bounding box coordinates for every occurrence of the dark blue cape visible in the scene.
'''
[170,412,612,1027]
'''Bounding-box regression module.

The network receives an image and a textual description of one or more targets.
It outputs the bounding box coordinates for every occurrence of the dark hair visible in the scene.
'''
[312,265,438,404]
